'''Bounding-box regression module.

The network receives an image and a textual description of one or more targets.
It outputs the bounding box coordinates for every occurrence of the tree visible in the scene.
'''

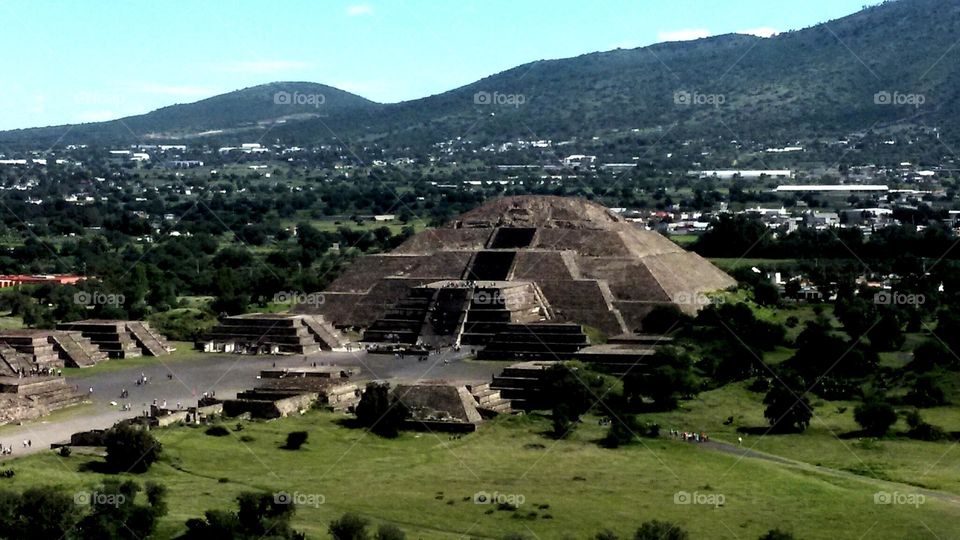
[753,281,781,307]
[103,424,162,473]
[935,308,960,354]
[909,340,956,372]
[544,364,598,438]
[76,480,167,540]
[183,491,304,540]
[0,486,82,540]
[758,530,796,540]
[633,520,689,540]
[624,347,698,411]
[854,397,897,436]
[640,305,690,334]
[905,374,949,407]
[784,279,801,300]
[904,409,948,441]
[375,523,406,540]
[329,512,370,540]
[355,383,409,438]
[867,312,904,351]
[603,412,641,448]
[835,297,876,338]
[762,378,812,433]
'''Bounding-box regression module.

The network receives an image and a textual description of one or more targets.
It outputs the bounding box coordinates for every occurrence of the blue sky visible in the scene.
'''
[0,0,869,130]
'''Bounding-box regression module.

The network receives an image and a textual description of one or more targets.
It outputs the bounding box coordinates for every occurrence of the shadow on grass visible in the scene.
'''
[78,461,117,474]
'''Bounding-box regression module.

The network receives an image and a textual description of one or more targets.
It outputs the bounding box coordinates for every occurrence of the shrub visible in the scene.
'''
[205,425,230,437]
[329,512,370,540]
[104,424,162,473]
[854,397,897,436]
[284,431,309,450]
[759,530,796,540]
[634,520,689,540]
[905,410,949,441]
[356,382,409,438]
[376,523,406,540]
[905,374,949,407]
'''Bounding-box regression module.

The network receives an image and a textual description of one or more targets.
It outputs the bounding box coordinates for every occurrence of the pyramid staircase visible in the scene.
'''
[55,321,142,359]
[468,382,513,416]
[486,361,558,411]
[49,331,108,367]
[362,288,434,344]
[0,344,34,375]
[300,315,350,350]
[125,321,172,356]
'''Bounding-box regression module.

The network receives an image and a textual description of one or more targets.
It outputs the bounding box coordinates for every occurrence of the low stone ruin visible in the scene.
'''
[392,383,484,432]
[197,314,349,355]
[222,366,361,419]
[0,376,87,426]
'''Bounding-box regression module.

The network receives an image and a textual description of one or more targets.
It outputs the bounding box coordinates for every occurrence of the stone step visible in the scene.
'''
[126,321,171,356]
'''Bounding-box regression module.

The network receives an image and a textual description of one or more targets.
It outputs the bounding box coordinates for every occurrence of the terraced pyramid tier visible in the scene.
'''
[297,195,735,339]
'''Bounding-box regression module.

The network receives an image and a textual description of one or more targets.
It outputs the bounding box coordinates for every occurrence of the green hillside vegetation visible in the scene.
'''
[4,0,960,149]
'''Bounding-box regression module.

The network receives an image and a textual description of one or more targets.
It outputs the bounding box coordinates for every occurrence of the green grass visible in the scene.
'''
[5,410,960,539]
[646,382,960,495]
[709,258,800,272]
[0,313,24,330]
[668,234,698,247]
[284,218,428,236]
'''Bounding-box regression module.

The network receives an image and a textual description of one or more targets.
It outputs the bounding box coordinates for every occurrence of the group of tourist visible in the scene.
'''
[669,429,710,443]
[11,366,62,378]
[0,440,31,455]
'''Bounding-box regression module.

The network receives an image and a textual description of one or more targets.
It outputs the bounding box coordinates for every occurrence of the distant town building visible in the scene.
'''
[692,170,793,179]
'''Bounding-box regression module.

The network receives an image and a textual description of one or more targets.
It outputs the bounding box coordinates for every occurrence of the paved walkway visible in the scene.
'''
[0,348,504,460]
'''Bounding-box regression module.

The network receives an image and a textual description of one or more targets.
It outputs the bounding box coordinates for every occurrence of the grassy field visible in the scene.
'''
[646,382,960,495]
[282,218,429,235]
[5,409,960,539]
[709,258,800,272]
[668,234,699,247]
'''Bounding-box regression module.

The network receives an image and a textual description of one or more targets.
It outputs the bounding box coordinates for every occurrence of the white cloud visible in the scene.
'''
[217,60,312,74]
[657,29,711,43]
[346,4,373,16]
[738,27,779,38]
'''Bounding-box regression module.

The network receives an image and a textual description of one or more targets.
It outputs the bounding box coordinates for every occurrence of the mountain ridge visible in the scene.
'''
[3,0,959,149]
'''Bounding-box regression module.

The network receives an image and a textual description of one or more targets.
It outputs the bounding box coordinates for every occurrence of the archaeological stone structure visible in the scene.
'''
[0,376,87,425]
[196,313,348,354]
[296,196,734,358]
[392,383,485,432]
[55,320,173,359]
[222,367,361,418]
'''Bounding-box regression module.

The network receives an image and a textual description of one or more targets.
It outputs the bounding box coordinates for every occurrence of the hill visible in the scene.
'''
[0,82,379,147]
[3,0,960,149]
